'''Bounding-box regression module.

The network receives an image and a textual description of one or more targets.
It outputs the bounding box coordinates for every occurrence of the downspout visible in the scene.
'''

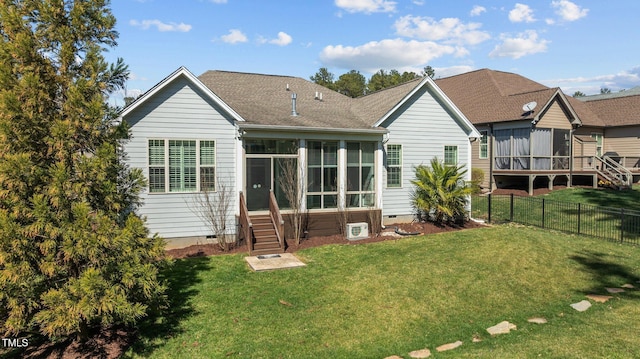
[489,123,494,192]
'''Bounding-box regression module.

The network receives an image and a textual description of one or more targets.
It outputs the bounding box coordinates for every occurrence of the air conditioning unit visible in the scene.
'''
[346,222,369,241]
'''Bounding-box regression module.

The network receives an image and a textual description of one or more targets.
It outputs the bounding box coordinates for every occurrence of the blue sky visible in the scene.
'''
[107,0,640,105]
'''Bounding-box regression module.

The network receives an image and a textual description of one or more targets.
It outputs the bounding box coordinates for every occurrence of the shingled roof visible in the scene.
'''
[198,70,374,129]
[580,94,640,127]
[435,69,559,124]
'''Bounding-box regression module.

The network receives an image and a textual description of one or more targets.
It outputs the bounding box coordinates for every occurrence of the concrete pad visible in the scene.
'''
[245,253,306,271]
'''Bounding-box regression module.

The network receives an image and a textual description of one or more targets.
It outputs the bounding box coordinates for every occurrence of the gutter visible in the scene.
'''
[237,123,389,135]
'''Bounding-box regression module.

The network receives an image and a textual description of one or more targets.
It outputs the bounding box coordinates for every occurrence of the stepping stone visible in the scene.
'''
[586,294,613,303]
[384,356,403,359]
[472,336,482,343]
[528,317,547,324]
[487,321,517,335]
[436,341,462,352]
[605,287,625,294]
[570,300,592,312]
[621,283,636,289]
[408,348,431,358]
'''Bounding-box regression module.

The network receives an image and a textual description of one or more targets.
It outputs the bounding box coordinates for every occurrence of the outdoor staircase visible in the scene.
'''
[249,214,284,255]
[594,156,633,190]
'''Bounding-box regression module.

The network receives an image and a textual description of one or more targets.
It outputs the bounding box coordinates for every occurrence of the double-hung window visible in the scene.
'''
[479,131,488,159]
[444,145,458,166]
[148,139,216,193]
[386,144,402,188]
[591,133,603,157]
[346,142,375,207]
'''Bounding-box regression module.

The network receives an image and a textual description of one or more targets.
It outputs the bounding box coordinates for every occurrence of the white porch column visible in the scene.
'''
[235,128,244,216]
[298,139,307,211]
[376,141,384,210]
[338,140,346,210]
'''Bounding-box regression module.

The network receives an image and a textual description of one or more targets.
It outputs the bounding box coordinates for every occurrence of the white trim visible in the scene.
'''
[338,140,346,210]
[118,66,244,123]
[376,141,384,209]
[298,139,307,212]
[238,123,388,135]
[372,76,481,139]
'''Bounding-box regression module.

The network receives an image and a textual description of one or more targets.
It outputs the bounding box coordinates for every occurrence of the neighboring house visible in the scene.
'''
[119,67,479,251]
[576,88,640,175]
[435,69,640,195]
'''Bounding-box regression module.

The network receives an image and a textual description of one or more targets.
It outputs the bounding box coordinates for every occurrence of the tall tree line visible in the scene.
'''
[310,66,435,98]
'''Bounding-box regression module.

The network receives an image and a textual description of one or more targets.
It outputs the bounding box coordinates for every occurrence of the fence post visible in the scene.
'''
[542,198,545,229]
[487,194,492,223]
[510,193,514,222]
[620,208,624,243]
[577,203,581,235]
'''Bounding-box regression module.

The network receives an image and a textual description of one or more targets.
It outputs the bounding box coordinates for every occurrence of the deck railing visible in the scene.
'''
[268,190,285,249]
[239,191,253,254]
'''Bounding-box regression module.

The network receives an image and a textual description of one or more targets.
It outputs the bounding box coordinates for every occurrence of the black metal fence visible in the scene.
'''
[471,194,640,245]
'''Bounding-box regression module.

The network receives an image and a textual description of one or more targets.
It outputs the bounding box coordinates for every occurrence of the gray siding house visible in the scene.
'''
[119,67,479,250]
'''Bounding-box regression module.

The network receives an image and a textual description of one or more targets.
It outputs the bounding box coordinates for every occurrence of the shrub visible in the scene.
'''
[471,168,485,194]
[411,158,473,224]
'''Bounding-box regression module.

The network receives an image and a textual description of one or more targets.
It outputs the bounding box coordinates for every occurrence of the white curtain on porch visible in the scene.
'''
[494,129,511,169]
[512,128,530,170]
[532,128,551,170]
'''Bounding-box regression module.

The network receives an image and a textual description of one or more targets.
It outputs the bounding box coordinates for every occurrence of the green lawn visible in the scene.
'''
[538,185,640,211]
[471,187,640,244]
[125,226,640,358]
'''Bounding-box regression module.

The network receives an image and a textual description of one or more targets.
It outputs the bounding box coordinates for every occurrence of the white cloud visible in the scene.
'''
[489,30,549,59]
[270,32,293,46]
[220,29,247,44]
[551,0,588,21]
[319,38,456,72]
[435,65,475,79]
[470,5,486,17]
[544,66,640,94]
[129,19,192,32]
[334,0,396,14]
[509,3,536,23]
[258,32,293,46]
[394,15,490,45]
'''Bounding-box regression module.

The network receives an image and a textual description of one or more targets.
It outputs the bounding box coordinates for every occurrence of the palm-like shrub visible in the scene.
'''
[411,158,473,224]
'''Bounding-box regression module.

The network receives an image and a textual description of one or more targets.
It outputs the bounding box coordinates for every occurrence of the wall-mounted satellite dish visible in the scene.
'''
[522,101,537,112]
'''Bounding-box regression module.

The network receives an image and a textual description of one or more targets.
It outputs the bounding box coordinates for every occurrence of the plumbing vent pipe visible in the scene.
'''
[291,93,298,116]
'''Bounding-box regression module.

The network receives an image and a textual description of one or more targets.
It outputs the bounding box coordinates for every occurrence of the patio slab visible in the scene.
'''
[245,253,306,271]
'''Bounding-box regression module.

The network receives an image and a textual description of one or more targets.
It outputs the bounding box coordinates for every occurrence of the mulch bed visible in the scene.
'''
[166,220,486,259]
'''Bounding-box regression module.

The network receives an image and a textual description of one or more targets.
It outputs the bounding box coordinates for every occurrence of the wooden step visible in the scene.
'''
[254,241,280,250]
[251,247,284,255]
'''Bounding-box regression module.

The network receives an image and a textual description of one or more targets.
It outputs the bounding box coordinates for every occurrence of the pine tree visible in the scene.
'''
[0,0,167,342]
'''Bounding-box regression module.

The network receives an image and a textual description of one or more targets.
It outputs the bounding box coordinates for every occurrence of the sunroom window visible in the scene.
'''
[346,142,375,208]
[307,141,338,209]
